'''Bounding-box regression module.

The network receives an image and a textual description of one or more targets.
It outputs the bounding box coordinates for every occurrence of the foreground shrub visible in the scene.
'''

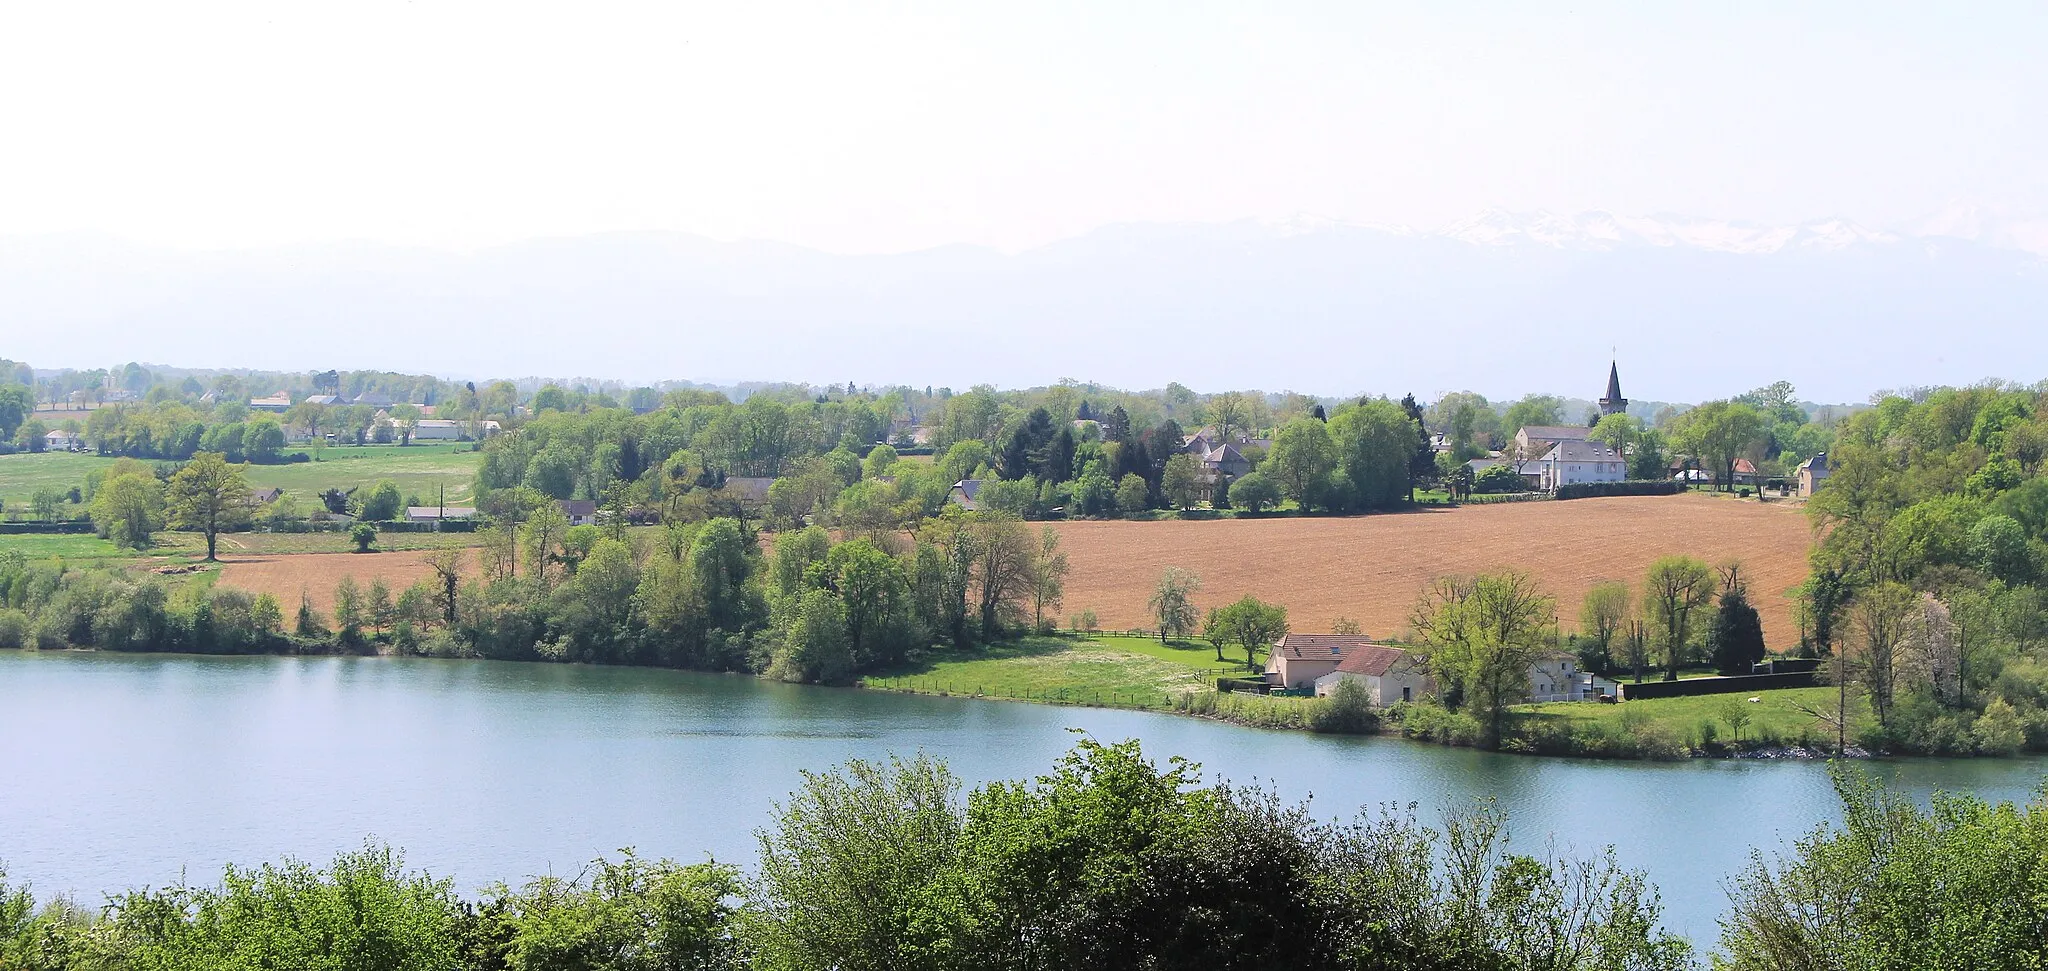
[1722,767,2048,969]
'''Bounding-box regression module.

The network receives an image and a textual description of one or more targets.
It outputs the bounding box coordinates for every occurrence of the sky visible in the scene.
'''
[2,1,2044,254]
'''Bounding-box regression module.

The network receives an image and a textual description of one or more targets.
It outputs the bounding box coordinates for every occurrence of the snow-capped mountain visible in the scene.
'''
[1425,208,1901,254]
[4,205,2046,402]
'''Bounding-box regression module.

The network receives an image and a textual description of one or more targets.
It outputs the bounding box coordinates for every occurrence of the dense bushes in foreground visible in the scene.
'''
[0,739,1688,971]
[5,741,2041,970]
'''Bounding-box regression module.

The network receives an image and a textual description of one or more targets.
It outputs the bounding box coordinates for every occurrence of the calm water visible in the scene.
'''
[3,651,2045,945]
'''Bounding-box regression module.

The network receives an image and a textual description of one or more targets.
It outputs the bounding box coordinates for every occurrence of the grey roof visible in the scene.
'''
[406,506,476,519]
[558,499,599,517]
[1538,440,1625,463]
[1798,452,1830,472]
[1603,361,1625,404]
[1519,425,1592,442]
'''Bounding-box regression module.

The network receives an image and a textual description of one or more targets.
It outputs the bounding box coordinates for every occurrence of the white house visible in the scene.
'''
[558,499,599,526]
[1312,644,1435,705]
[1266,634,1379,690]
[1527,654,1586,703]
[44,429,81,451]
[1535,440,1627,490]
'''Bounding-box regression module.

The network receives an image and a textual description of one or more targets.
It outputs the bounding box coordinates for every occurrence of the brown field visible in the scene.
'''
[1052,495,1815,645]
[216,550,476,616]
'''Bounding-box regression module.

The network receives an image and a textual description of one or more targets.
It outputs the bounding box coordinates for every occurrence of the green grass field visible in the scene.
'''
[1514,686,1866,748]
[863,634,1247,709]
[0,533,154,561]
[0,446,483,507]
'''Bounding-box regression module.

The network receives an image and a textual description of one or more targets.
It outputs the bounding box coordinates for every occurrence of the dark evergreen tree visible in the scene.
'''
[1310,403,1327,421]
[1102,405,1132,443]
[1076,400,1093,421]
[1401,393,1434,502]
[1045,427,1077,484]
[1709,589,1768,675]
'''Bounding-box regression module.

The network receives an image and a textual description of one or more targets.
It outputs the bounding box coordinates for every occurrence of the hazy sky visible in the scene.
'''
[3,1,2042,254]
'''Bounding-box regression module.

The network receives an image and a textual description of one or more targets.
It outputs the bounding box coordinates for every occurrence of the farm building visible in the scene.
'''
[406,506,477,523]
[1797,452,1830,497]
[1265,633,1387,691]
[1534,440,1627,490]
[249,392,292,413]
[559,499,599,526]
[949,479,983,511]
[1312,644,1434,705]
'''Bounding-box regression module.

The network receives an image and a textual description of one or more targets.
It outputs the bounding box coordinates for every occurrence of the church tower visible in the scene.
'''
[1599,361,1627,418]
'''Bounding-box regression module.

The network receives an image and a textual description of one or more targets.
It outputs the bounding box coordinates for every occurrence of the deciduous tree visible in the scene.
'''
[165,452,251,561]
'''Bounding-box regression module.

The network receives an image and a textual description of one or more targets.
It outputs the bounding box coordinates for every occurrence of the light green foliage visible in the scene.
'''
[1265,416,1337,510]
[351,522,378,552]
[1148,566,1201,641]
[1642,556,1714,680]
[1411,570,1557,748]
[1115,472,1150,514]
[88,466,164,548]
[489,853,742,971]
[1162,452,1201,509]
[1328,398,1419,509]
[1723,768,2048,969]
[165,451,251,560]
[1227,470,1278,512]
[1501,394,1564,433]
[358,478,404,521]
[1211,594,1289,670]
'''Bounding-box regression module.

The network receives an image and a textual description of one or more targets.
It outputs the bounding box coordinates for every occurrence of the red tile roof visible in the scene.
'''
[1270,634,1382,660]
[1333,645,1414,677]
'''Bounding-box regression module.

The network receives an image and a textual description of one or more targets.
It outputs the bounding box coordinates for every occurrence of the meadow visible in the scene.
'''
[0,445,483,508]
[862,633,1246,709]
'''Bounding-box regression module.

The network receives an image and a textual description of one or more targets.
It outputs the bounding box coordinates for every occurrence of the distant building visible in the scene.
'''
[405,506,477,523]
[948,479,984,511]
[1312,644,1435,705]
[558,499,599,526]
[44,429,81,451]
[1534,440,1627,490]
[720,477,776,512]
[249,392,292,413]
[249,488,283,505]
[1797,452,1831,497]
[1598,360,1628,418]
[1528,655,1586,703]
[303,394,343,406]
[1514,424,1592,457]
[1266,634,1384,691]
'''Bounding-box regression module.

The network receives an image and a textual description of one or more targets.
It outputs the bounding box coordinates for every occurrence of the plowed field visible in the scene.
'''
[1052,495,1813,645]
[217,550,475,616]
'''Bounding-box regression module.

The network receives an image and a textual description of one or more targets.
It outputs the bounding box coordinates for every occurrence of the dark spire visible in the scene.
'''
[1599,361,1628,417]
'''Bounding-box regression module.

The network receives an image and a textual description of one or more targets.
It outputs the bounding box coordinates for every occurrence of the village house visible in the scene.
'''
[248,392,292,413]
[1528,654,1586,703]
[1312,644,1435,705]
[558,499,599,526]
[948,479,983,511]
[1797,452,1830,497]
[44,429,81,451]
[249,487,283,505]
[1514,424,1591,457]
[1534,439,1627,490]
[1265,633,1383,691]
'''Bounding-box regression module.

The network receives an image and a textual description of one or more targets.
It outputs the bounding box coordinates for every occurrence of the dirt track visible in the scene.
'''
[1050,495,1813,645]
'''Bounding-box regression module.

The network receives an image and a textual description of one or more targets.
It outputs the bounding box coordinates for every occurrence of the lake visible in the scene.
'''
[3,650,2044,946]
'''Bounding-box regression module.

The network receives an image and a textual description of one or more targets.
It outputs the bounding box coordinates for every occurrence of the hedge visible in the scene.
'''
[1554,480,1684,500]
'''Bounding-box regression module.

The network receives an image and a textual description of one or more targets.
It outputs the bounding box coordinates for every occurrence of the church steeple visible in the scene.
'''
[1599,361,1627,417]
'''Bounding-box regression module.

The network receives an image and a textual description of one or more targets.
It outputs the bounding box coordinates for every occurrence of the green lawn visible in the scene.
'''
[0,533,152,561]
[863,634,1246,709]
[0,446,482,507]
[1514,686,1868,748]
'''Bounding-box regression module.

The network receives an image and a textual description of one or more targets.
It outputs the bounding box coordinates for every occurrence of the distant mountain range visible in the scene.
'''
[5,206,2044,403]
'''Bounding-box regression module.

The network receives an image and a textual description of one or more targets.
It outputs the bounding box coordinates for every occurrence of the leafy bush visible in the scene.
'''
[1554,480,1684,500]
[0,609,26,649]
[1308,677,1379,734]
